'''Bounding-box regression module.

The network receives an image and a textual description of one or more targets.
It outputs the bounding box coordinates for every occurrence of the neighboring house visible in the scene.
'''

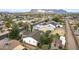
[65,16,73,19]
[21,31,41,41]
[51,21,58,27]
[12,19,18,22]
[23,37,38,46]
[21,31,41,46]
[51,21,63,28]
[13,45,25,50]
[0,39,25,50]
[74,30,79,36]
[0,21,4,29]
[74,28,79,36]
[33,24,56,32]
[0,31,9,40]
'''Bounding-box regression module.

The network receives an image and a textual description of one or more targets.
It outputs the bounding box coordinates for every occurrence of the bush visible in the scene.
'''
[39,30,53,49]
[41,44,49,50]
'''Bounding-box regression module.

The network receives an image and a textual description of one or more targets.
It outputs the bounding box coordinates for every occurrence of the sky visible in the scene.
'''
[0,9,31,12]
[0,0,79,12]
[0,9,79,13]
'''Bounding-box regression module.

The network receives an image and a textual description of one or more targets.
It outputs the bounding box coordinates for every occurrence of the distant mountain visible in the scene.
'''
[30,9,67,14]
[0,9,67,14]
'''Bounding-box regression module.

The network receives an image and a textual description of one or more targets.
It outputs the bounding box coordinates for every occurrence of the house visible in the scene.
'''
[21,31,41,41]
[0,20,4,29]
[0,39,25,50]
[39,24,55,32]
[21,31,41,50]
[23,37,38,46]
[51,21,58,27]
[21,31,41,48]
[13,45,25,50]
[51,21,63,28]
[33,23,56,32]
[12,18,22,21]
[74,30,79,36]
[0,31,9,39]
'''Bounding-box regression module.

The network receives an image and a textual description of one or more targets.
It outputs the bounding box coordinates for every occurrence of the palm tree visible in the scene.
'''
[5,21,11,28]
[23,22,29,31]
[30,24,33,32]
[4,17,13,28]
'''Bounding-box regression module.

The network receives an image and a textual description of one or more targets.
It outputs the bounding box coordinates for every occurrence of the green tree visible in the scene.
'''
[52,17,60,22]
[39,30,53,49]
[52,16,65,25]
[8,23,20,40]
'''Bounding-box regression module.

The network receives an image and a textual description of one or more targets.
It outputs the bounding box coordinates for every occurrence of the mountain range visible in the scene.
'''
[0,9,78,14]
[30,9,67,14]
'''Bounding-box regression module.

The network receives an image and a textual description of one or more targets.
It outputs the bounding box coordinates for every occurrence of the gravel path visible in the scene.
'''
[65,20,78,50]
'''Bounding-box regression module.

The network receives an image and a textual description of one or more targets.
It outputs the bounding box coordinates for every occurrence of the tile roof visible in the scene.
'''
[0,40,24,50]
